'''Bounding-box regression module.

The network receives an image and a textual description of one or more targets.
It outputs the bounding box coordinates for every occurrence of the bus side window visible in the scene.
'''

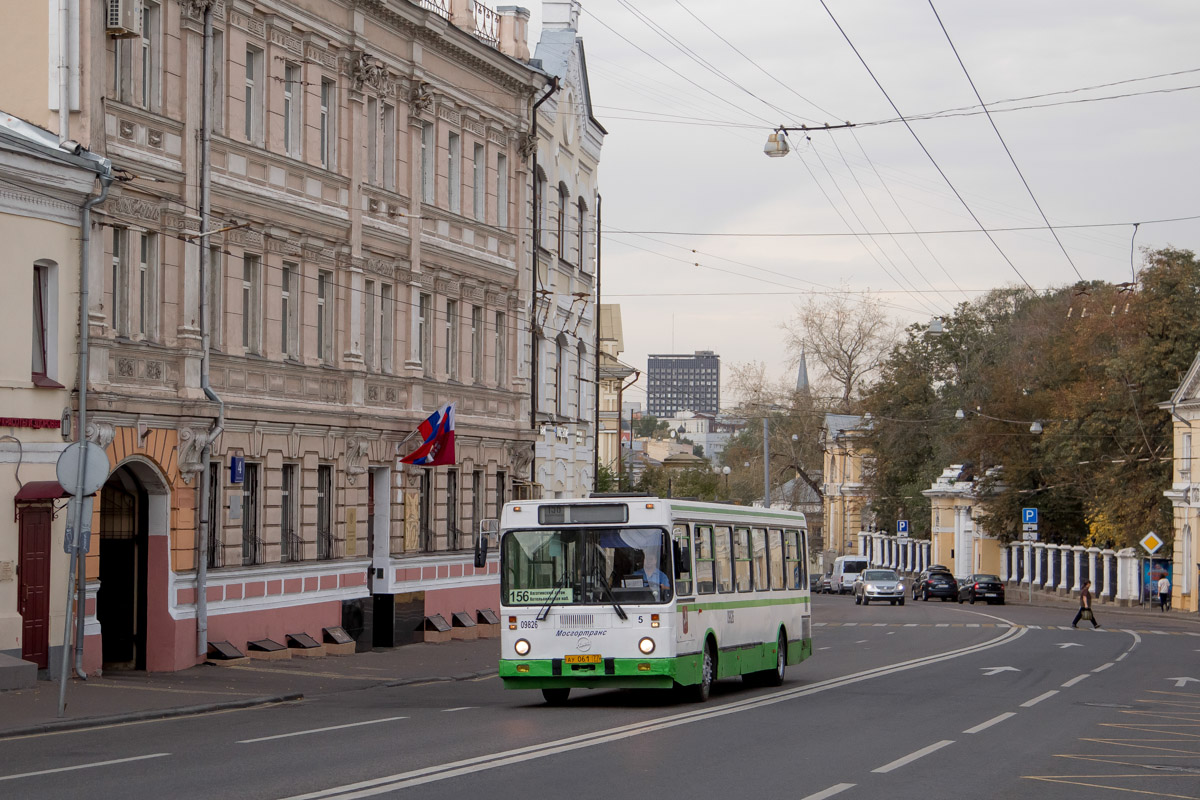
[734,528,752,592]
[672,524,693,596]
[750,528,768,591]
[715,525,733,593]
[695,525,715,594]
[785,530,805,590]
[768,528,785,590]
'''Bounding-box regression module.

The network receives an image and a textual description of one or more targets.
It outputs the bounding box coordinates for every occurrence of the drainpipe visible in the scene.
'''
[59,168,112,713]
[196,4,223,659]
[528,78,558,431]
[592,193,601,492]
[57,0,69,144]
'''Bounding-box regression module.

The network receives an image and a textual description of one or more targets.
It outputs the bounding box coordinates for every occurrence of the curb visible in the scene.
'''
[0,692,304,739]
[384,669,498,688]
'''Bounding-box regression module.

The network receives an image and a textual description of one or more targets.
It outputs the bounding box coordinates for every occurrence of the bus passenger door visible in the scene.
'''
[672,524,697,654]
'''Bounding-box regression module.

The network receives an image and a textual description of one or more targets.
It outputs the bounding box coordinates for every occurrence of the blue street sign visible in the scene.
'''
[897,520,909,534]
[230,455,245,484]
[1022,507,1038,524]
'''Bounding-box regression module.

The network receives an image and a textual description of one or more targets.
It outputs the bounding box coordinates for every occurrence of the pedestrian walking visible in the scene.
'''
[1072,580,1101,629]
[1158,574,1171,611]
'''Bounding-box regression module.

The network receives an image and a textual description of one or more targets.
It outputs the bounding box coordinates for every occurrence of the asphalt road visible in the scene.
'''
[3,596,1198,800]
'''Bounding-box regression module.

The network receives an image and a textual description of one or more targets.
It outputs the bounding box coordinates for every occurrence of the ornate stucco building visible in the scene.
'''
[1162,350,1200,613]
[1,0,553,673]
[530,0,604,498]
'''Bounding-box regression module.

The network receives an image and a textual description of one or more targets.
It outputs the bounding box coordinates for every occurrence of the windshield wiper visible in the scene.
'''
[593,566,628,620]
[536,570,571,621]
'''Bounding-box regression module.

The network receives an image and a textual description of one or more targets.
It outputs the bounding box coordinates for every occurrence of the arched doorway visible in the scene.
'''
[97,464,153,670]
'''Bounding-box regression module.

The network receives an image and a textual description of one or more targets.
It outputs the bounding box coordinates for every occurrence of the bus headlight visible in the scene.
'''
[514,638,531,656]
[638,637,656,655]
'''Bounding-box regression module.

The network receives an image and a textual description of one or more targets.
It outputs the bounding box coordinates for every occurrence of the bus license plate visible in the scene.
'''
[564,654,602,664]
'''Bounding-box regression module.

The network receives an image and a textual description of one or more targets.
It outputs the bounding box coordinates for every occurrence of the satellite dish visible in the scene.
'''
[56,441,111,496]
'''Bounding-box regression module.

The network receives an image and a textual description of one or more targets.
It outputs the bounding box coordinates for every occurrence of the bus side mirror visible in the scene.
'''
[474,534,488,568]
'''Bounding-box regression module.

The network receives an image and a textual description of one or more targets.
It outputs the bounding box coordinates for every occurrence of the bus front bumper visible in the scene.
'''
[499,655,692,690]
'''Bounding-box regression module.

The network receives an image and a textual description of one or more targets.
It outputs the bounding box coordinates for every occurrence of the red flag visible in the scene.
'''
[400,404,456,466]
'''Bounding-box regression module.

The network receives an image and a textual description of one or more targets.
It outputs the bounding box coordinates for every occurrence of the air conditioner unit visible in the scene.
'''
[107,0,143,39]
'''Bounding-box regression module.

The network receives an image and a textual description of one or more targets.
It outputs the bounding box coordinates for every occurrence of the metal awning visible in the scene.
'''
[14,481,68,501]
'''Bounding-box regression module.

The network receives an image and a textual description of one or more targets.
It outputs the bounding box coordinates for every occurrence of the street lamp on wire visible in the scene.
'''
[764,123,857,158]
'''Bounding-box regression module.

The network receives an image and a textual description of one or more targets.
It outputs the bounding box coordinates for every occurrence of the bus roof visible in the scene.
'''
[500,497,806,529]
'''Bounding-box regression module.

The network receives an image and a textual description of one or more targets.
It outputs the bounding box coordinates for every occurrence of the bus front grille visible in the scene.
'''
[557,614,595,628]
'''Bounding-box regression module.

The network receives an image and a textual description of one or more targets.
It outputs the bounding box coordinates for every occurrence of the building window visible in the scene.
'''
[140,2,161,111]
[241,462,261,566]
[382,103,396,192]
[366,97,378,184]
[380,284,394,374]
[473,143,485,222]
[241,254,261,354]
[317,270,332,363]
[208,245,223,351]
[31,261,59,387]
[556,337,568,416]
[447,132,461,213]
[281,262,297,358]
[577,197,589,272]
[557,183,568,260]
[1184,433,1193,477]
[206,463,223,568]
[111,229,128,335]
[244,46,263,144]
[138,233,157,339]
[445,299,459,379]
[577,342,587,419]
[446,468,459,549]
[495,311,507,387]
[495,470,507,517]
[496,154,508,227]
[317,464,334,559]
[472,469,483,535]
[283,62,302,158]
[535,168,547,249]
[471,305,484,383]
[319,78,335,169]
[210,30,224,133]
[421,122,434,203]
[280,464,299,562]
[418,292,431,374]
[364,279,377,371]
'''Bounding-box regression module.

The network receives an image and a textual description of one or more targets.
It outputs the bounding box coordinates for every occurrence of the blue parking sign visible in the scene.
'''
[897,520,909,534]
[1022,507,1038,524]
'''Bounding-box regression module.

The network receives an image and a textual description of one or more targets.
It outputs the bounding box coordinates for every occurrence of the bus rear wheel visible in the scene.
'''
[687,643,715,703]
[541,688,570,705]
[762,633,786,687]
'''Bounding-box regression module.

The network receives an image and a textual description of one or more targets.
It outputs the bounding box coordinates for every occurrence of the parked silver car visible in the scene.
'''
[854,569,906,606]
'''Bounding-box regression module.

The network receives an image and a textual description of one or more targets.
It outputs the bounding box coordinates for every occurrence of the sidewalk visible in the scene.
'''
[0,637,500,739]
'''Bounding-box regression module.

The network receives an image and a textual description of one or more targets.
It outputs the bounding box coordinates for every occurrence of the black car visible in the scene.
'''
[958,573,1006,605]
[912,568,958,601]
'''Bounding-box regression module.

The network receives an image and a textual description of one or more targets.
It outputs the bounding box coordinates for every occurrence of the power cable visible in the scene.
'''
[926,0,1084,283]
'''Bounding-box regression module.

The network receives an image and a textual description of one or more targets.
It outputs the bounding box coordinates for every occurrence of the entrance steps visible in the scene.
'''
[0,653,37,691]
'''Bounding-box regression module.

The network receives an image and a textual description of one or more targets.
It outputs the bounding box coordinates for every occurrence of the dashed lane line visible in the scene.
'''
[1022,690,1060,708]
[799,783,856,800]
[872,740,955,773]
[1063,674,1092,688]
[964,712,1017,734]
[238,716,408,744]
[0,753,170,782]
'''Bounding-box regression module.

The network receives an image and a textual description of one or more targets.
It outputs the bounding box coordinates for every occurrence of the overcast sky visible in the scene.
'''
[530,1,1200,407]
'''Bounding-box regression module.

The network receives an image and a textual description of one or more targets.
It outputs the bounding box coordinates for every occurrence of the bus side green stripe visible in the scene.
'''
[670,503,807,522]
[679,596,811,612]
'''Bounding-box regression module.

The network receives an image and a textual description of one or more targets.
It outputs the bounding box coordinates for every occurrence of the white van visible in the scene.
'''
[831,555,869,595]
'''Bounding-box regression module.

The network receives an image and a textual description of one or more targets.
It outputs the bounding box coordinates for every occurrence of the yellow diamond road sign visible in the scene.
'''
[1140,531,1163,555]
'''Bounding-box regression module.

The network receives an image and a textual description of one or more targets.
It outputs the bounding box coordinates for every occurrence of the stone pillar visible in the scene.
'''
[1032,544,1042,587]
[1059,546,1070,592]
[1072,545,1084,592]
[1024,542,1034,585]
[1102,548,1115,600]
[857,531,867,557]
[1086,546,1100,590]
[1115,547,1137,603]
[1000,545,1010,582]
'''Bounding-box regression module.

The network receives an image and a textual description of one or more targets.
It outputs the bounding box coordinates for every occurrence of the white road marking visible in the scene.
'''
[963,712,1016,734]
[1092,662,1115,673]
[239,717,408,743]
[1055,643,1082,649]
[936,623,949,627]
[872,740,955,773]
[0,753,170,782]
[1115,653,1127,661]
[1021,690,1059,707]
[441,707,475,713]
[1061,674,1090,688]
[800,783,856,800]
[980,666,1019,676]
[1167,677,1200,688]
[818,646,832,650]
[277,628,1026,800]
[855,640,868,644]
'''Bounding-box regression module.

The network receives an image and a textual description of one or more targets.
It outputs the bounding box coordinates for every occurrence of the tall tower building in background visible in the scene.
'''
[647,351,720,417]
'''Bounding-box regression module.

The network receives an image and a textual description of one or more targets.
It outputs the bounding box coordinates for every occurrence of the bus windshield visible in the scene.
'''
[502,527,673,607]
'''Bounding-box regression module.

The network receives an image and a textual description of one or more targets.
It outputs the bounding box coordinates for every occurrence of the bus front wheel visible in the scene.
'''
[541,688,570,705]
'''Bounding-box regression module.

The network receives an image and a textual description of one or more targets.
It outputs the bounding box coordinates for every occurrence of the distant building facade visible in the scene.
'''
[597,305,636,482]
[821,413,868,558]
[647,350,720,418]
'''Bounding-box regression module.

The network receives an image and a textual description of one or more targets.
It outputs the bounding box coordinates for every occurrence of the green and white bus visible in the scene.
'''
[485,496,813,704]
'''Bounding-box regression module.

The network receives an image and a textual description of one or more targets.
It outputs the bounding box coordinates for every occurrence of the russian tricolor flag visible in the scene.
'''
[400,403,456,466]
